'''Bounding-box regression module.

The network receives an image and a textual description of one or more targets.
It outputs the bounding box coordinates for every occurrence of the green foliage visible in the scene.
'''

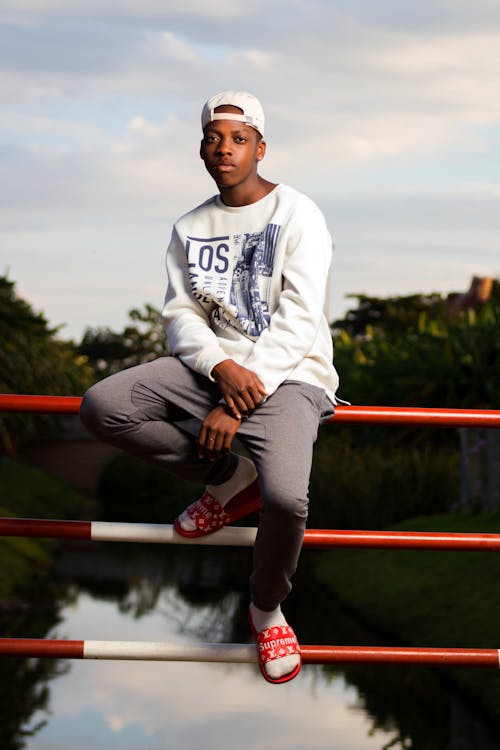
[0,459,90,749]
[97,452,202,522]
[0,455,91,519]
[0,533,53,602]
[313,511,500,724]
[320,286,500,526]
[78,303,169,380]
[0,275,93,397]
[0,275,93,453]
[0,599,69,750]
[333,280,500,338]
[309,426,458,530]
[0,457,92,600]
[333,291,447,337]
[333,287,500,409]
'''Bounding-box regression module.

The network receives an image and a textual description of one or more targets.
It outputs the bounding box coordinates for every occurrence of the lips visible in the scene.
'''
[214,162,236,172]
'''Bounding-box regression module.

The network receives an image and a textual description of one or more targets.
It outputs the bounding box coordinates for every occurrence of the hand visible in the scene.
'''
[212,359,268,418]
[197,405,242,461]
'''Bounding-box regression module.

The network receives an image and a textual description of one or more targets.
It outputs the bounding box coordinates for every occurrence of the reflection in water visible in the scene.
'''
[0,541,497,749]
[0,576,73,750]
[22,545,389,750]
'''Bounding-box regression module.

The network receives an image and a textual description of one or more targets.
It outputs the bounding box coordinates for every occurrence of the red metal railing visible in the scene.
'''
[0,394,82,415]
[1,393,499,668]
[0,638,498,667]
[1,393,500,428]
[2,517,500,552]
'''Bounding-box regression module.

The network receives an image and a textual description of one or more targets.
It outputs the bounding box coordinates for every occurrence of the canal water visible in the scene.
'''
[6,538,500,750]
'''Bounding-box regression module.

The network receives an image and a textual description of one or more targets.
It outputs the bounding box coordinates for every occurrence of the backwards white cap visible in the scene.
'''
[201,90,265,136]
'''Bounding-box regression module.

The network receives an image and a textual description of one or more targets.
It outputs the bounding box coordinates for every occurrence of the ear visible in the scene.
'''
[199,139,205,160]
[256,138,266,162]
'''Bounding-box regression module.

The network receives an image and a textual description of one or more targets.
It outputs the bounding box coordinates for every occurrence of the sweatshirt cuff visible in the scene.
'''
[196,347,230,381]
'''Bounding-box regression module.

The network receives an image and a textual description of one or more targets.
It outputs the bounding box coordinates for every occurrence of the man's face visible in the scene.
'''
[200,107,265,190]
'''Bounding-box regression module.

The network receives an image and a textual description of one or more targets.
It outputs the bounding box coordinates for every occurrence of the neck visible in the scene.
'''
[219,177,277,207]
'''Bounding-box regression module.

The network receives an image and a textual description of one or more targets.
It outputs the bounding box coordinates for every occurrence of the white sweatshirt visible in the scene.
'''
[162,184,339,403]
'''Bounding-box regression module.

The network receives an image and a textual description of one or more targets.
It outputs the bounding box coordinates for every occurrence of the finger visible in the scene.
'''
[212,431,224,459]
[247,384,266,408]
[206,435,222,461]
[222,430,234,454]
[202,428,218,460]
[224,395,241,420]
[235,392,255,413]
[248,373,267,394]
[253,379,268,398]
[257,383,268,398]
[197,424,209,459]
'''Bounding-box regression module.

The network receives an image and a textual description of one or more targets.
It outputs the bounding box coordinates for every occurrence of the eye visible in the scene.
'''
[235,136,247,143]
[204,135,219,144]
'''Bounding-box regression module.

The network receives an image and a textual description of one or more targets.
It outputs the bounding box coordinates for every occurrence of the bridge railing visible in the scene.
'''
[1,393,499,668]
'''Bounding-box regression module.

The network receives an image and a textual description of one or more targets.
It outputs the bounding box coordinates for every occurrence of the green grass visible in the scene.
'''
[313,511,500,723]
[0,457,92,600]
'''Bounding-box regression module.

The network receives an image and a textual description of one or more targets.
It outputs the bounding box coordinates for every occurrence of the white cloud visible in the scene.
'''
[237,49,275,70]
[0,0,268,22]
[1,1,499,338]
[31,592,390,750]
[1,110,109,148]
[146,30,202,65]
[368,31,500,116]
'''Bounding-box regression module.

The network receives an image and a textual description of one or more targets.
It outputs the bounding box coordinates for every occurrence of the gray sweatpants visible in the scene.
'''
[79,357,333,611]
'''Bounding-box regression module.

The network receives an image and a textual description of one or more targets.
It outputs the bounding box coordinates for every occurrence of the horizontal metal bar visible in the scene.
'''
[0,638,498,667]
[0,638,84,659]
[0,518,257,546]
[0,394,82,414]
[303,645,500,667]
[3,517,500,551]
[304,528,500,551]
[0,518,92,540]
[1,394,499,428]
[328,405,500,428]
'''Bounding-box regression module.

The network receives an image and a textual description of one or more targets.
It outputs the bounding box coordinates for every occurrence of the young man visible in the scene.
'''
[80,91,339,684]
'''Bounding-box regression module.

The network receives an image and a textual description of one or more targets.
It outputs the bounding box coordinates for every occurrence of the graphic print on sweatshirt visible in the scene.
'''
[186,223,281,339]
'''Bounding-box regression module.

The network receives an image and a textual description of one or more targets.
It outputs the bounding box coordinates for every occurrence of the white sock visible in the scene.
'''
[249,602,300,681]
[178,456,257,532]
[206,455,257,505]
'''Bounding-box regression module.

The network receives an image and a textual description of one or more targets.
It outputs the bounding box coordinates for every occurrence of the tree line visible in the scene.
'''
[2,272,499,526]
[2,272,498,453]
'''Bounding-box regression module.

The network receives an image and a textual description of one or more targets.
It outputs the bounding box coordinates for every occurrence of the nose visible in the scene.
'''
[216,136,232,155]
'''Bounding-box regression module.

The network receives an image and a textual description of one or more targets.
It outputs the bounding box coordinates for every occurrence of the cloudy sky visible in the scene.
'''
[1,1,499,340]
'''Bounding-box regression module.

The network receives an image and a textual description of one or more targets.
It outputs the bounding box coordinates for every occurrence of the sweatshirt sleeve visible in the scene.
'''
[241,200,333,396]
[161,226,229,378]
